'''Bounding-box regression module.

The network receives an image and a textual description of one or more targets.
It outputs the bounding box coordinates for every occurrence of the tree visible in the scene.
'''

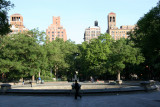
[129,1,160,80]
[0,31,47,81]
[44,38,78,81]
[77,41,90,80]
[0,0,14,36]
[107,38,144,82]
[78,33,112,80]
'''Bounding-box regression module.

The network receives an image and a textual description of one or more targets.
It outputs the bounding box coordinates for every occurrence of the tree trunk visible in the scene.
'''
[117,70,121,81]
[32,75,35,82]
[55,65,58,81]
[50,68,52,78]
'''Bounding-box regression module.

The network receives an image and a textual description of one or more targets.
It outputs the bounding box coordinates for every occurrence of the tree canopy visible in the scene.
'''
[0,31,47,81]
[129,1,160,79]
[107,38,145,80]
[0,0,14,36]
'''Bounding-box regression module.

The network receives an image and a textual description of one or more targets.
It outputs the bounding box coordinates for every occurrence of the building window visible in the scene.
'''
[61,32,63,33]
[52,32,54,33]
[48,32,50,34]
[52,38,54,40]
[62,35,63,37]
[113,17,115,22]
[52,35,54,37]
[110,17,112,22]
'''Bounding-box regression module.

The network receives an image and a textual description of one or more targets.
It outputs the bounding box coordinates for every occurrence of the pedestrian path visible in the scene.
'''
[0,91,160,107]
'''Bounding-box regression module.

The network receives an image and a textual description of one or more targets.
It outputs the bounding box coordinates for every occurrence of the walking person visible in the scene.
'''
[22,80,24,85]
[73,80,82,99]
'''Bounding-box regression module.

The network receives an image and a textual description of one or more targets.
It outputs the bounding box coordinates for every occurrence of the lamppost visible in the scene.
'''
[75,71,78,80]
[74,53,79,81]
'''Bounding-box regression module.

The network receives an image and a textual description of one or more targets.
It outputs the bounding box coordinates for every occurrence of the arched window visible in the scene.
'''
[110,17,112,22]
[113,17,115,22]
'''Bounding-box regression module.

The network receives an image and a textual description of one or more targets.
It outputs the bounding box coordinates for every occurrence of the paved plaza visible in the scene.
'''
[0,90,160,107]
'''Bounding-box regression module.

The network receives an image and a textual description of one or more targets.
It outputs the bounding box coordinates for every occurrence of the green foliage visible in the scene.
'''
[0,0,14,36]
[78,33,113,79]
[129,1,160,79]
[0,30,145,81]
[44,38,78,79]
[28,28,46,44]
[107,38,145,75]
[0,30,47,81]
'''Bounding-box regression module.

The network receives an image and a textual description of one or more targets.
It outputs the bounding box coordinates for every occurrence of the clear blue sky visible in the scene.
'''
[8,0,158,44]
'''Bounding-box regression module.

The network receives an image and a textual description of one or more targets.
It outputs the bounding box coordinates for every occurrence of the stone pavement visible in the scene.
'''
[0,90,160,107]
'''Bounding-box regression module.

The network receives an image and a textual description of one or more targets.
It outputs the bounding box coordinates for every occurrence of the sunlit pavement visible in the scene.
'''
[0,86,160,107]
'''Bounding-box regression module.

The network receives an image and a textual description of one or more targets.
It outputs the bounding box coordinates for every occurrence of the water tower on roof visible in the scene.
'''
[94,20,98,26]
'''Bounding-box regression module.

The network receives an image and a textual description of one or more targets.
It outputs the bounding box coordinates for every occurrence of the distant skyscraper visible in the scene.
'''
[84,21,101,42]
[107,12,135,40]
[10,13,28,34]
[46,16,67,42]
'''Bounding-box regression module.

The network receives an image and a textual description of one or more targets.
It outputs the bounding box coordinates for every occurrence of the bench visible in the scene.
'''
[108,80,115,83]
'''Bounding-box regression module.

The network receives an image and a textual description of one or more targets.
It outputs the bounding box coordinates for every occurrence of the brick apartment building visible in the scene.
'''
[107,12,135,40]
[46,16,67,42]
[10,13,28,34]
[84,21,101,42]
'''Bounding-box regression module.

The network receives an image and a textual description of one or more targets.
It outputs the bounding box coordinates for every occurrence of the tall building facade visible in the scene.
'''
[84,21,101,42]
[10,13,28,34]
[46,16,67,42]
[107,12,135,40]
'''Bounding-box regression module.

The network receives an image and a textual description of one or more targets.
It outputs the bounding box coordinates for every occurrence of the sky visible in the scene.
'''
[8,0,158,44]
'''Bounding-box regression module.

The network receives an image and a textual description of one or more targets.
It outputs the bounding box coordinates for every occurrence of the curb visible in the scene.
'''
[0,85,159,96]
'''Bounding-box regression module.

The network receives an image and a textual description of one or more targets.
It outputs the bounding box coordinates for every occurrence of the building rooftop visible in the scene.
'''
[88,26,100,29]
[109,12,116,15]
[11,13,22,16]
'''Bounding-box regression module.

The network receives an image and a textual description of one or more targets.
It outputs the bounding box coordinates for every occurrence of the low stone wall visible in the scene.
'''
[12,84,130,90]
